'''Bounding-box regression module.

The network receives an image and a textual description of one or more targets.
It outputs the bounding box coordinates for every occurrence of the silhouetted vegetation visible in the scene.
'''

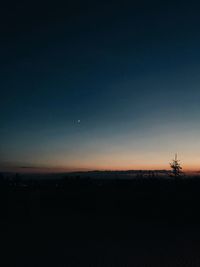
[170,154,184,177]
[1,171,200,222]
[3,171,200,266]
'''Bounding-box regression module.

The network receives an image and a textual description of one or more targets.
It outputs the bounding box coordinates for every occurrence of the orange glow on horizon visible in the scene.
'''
[1,163,200,174]
[1,152,200,174]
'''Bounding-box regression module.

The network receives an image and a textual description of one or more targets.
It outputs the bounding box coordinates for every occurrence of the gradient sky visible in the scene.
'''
[1,0,200,172]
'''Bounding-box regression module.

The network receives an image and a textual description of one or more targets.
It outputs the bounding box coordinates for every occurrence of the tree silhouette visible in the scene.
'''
[170,153,183,177]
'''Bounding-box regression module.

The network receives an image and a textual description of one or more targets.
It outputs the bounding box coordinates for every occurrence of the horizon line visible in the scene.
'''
[0,167,199,174]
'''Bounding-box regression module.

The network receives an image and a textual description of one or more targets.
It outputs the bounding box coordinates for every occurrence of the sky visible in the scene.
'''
[1,0,200,172]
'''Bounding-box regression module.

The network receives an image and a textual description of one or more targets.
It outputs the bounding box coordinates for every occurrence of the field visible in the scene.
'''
[2,174,200,266]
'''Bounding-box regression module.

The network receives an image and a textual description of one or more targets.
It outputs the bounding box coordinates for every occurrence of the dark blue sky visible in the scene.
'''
[1,1,200,171]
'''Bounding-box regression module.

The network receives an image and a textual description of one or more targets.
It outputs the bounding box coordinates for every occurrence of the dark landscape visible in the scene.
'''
[2,171,200,266]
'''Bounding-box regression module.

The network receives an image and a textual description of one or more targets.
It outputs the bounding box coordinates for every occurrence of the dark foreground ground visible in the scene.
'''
[2,176,200,266]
